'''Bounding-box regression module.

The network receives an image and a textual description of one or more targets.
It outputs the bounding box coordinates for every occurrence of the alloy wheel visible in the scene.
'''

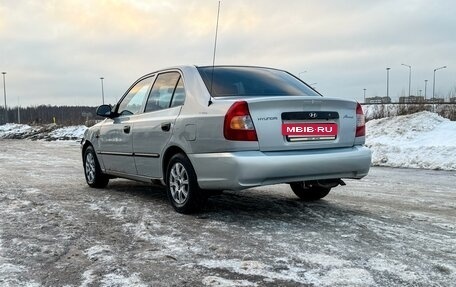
[85,152,96,184]
[169,162,189,205]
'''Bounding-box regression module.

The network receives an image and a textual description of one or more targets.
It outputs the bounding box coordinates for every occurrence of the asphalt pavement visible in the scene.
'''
[0,140,455,286]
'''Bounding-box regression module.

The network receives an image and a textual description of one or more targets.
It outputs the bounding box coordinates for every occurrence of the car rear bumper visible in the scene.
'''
[188,146,372,191]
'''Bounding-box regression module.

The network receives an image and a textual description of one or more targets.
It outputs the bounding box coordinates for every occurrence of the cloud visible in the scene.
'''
[0,0,455,107]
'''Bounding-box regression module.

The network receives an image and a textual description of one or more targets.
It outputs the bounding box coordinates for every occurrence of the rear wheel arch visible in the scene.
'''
[162,146,187,181]
[166,153,206,213]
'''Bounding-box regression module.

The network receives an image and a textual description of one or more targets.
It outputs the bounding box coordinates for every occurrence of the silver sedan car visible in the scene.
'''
[82,65,371,213]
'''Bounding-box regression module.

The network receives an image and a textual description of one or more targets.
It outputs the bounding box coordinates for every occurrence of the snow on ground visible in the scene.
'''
[202,276,258,287]
[366,111,456,170]
[0,236,40,286]
[197,259,376,286]
[0,111,455,170]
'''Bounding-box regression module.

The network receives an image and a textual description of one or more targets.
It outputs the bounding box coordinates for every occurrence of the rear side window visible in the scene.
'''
[198,66,320,98]
[170,78,185,107]
[145,72,182,113]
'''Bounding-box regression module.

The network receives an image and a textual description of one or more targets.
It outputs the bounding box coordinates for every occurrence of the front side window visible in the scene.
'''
[145,72,182,113]
[118,77,154,116]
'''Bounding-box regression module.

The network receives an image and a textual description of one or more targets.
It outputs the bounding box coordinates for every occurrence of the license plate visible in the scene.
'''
[282,123,338,137]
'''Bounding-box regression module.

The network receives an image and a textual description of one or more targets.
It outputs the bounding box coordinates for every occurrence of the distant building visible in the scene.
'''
[399,96,425,103]
[365,96,391,104]
[450,97,456,103]
[426,97,445,103]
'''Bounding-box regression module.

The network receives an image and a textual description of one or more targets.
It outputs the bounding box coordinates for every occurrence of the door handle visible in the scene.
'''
[161,122,171,132]
[123,125,131,134]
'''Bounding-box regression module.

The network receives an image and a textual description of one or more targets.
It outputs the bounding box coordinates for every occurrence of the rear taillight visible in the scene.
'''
[224,101,258,141]
[356,102,366,137]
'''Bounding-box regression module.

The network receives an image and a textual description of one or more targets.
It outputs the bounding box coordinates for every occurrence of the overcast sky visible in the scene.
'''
[1,0,455,107]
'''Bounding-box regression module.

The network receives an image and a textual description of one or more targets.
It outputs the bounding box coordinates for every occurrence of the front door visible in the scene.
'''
[98,76,154,175]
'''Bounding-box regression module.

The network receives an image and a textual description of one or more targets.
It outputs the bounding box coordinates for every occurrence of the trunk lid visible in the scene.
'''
[244,96,358,151]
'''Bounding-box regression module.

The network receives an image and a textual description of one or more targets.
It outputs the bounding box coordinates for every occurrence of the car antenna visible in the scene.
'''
[209,1,221,107]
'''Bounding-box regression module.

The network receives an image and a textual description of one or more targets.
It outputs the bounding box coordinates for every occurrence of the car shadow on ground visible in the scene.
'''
[102,179,371,224]
[204,191,372,223]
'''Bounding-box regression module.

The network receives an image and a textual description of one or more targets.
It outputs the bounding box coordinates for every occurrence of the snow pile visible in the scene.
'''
[366,111,456,170]
[48,125,87,140]
[0,123,87,141]
[0,123,38,138]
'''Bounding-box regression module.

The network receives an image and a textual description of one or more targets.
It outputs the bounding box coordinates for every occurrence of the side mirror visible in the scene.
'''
[96,104,114,118]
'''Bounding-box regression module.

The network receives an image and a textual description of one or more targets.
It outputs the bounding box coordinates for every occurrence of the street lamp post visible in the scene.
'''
[432,66,447,102]
[2,72,7,124]
[17,100,20,124]
[424,80,428,100]
[100,77,105,105]
[386,68,391,99]
[401,64,411,97]
[363,88,366,103]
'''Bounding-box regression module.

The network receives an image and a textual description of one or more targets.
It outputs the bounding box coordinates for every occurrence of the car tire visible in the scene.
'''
[290,182,331,201]
[83,145,109,188]
[166,153,207,214]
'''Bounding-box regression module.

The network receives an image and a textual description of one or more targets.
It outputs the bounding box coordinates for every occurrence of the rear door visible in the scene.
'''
[133,72,184,178]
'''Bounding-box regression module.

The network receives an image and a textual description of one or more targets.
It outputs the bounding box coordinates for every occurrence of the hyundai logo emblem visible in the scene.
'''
[309,113,318,118]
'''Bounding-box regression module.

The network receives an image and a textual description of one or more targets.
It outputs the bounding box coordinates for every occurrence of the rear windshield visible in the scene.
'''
[197,66,320,98]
